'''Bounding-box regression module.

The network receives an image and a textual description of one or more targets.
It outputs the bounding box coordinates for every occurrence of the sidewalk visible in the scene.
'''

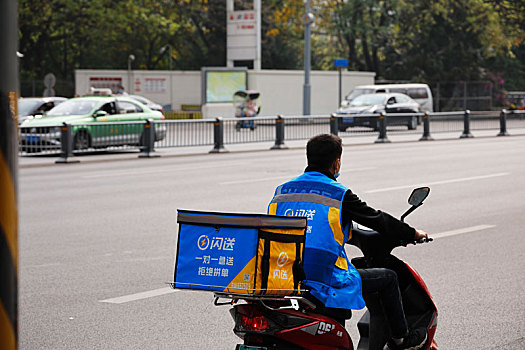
[18,129,523,168]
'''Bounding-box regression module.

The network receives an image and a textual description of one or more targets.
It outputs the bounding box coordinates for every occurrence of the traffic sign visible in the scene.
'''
[334,59,348,68]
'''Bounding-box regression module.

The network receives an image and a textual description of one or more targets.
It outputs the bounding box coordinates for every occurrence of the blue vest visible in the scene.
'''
[268,172,365,310]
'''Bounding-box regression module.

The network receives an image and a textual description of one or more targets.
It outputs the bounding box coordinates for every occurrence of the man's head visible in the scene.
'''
[306,134,342,174]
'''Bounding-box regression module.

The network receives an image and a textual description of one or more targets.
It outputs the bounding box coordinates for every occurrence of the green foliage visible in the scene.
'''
[385,0,494,81]
[315,0,523,89]
[18,0,524,95]
[322,0,400,75]
[261,0,304,69]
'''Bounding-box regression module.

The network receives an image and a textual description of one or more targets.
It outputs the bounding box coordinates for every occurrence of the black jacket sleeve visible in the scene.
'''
[342,190,416,241]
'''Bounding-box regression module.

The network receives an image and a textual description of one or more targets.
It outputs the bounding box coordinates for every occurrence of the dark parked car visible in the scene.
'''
[336,93,421,131]
[18,97,67,124]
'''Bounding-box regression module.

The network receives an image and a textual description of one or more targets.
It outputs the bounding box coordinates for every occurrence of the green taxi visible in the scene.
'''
[19,96,166,152]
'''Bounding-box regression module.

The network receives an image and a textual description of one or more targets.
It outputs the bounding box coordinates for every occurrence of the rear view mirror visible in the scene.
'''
[94,110,108,118]
[408,187,430,207]
[401,187,430,222]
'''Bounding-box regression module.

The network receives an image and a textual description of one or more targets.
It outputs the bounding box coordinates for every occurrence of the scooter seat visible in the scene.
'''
[303,292,352,325]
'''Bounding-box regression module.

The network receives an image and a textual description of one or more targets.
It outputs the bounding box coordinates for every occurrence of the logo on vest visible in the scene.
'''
[283,208,316,220]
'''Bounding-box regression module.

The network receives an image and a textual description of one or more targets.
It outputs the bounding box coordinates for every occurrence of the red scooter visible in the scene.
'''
[213,187,438,350]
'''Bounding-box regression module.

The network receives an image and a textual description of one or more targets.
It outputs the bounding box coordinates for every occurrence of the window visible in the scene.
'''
[47,99,98,116]
[389,88,406,94]
[346,88,375,101]
[407,88,428,99]
[100,102,117,115]
[38,102,55,113]
[350,94,387,106]
[117,101,142,114]
[396,94,410,103]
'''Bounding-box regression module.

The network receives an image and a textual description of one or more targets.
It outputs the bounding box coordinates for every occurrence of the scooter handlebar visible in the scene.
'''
[410,237,433,245]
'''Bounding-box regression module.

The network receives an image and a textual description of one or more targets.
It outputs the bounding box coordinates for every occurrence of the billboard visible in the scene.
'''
[201,67,247,104]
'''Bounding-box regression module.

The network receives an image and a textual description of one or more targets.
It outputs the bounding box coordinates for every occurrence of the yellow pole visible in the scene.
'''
[0,0,19,349]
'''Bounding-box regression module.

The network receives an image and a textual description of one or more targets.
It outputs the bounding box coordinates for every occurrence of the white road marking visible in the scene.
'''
[26,263,61,268]
[99,287,177,304]
[220,167,376,185]
[365,173,509,194]
[431,224,495,239]
[101,224,493,304]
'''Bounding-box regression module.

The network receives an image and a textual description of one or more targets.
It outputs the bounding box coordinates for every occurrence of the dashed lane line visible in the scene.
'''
[365,173,509,194]
[430,224,495,239]
[99,287,177,304]
[100,224,494,304]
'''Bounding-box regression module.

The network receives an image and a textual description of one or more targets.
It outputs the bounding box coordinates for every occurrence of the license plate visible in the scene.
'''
[343,117,354,123]
[237,345,267,350]
[26,136,40,143]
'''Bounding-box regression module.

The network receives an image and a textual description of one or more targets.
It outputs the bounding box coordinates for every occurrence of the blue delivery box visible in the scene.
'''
[173,210,307,295]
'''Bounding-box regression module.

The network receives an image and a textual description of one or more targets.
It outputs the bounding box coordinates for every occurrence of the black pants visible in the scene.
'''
[358,268,408,338]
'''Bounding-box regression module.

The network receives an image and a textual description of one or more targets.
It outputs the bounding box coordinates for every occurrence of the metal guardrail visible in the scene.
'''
[17,109,525,163]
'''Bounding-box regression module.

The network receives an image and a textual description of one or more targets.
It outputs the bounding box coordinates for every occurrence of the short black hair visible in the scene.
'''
[306,134,342,170]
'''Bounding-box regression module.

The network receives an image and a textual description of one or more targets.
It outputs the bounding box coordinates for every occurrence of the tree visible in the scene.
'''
[18,0,227,95]
[482,0,525,91]
[260,0,304,69]
[17,0,524,97]
[316,0,400,75]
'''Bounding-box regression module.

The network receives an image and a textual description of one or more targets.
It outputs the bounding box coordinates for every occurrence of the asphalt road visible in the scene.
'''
[18,135,525,349]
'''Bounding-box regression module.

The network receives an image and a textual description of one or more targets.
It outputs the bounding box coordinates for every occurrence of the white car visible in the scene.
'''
[18,97,67,124]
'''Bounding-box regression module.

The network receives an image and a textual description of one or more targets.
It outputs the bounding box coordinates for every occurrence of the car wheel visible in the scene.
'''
[74,130,91,150]
[408,116,417,130]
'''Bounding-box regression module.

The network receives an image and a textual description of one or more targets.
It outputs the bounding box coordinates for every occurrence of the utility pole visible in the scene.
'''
[127,54,135,93]
[254,0,261,70]
[303,0,314,116]
[0,1,19,349]
[160,45,174,111]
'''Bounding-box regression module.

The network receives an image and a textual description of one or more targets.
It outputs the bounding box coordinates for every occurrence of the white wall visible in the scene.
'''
[75,69,375,118]
[248,70,374,117]
[74,69,201,111]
